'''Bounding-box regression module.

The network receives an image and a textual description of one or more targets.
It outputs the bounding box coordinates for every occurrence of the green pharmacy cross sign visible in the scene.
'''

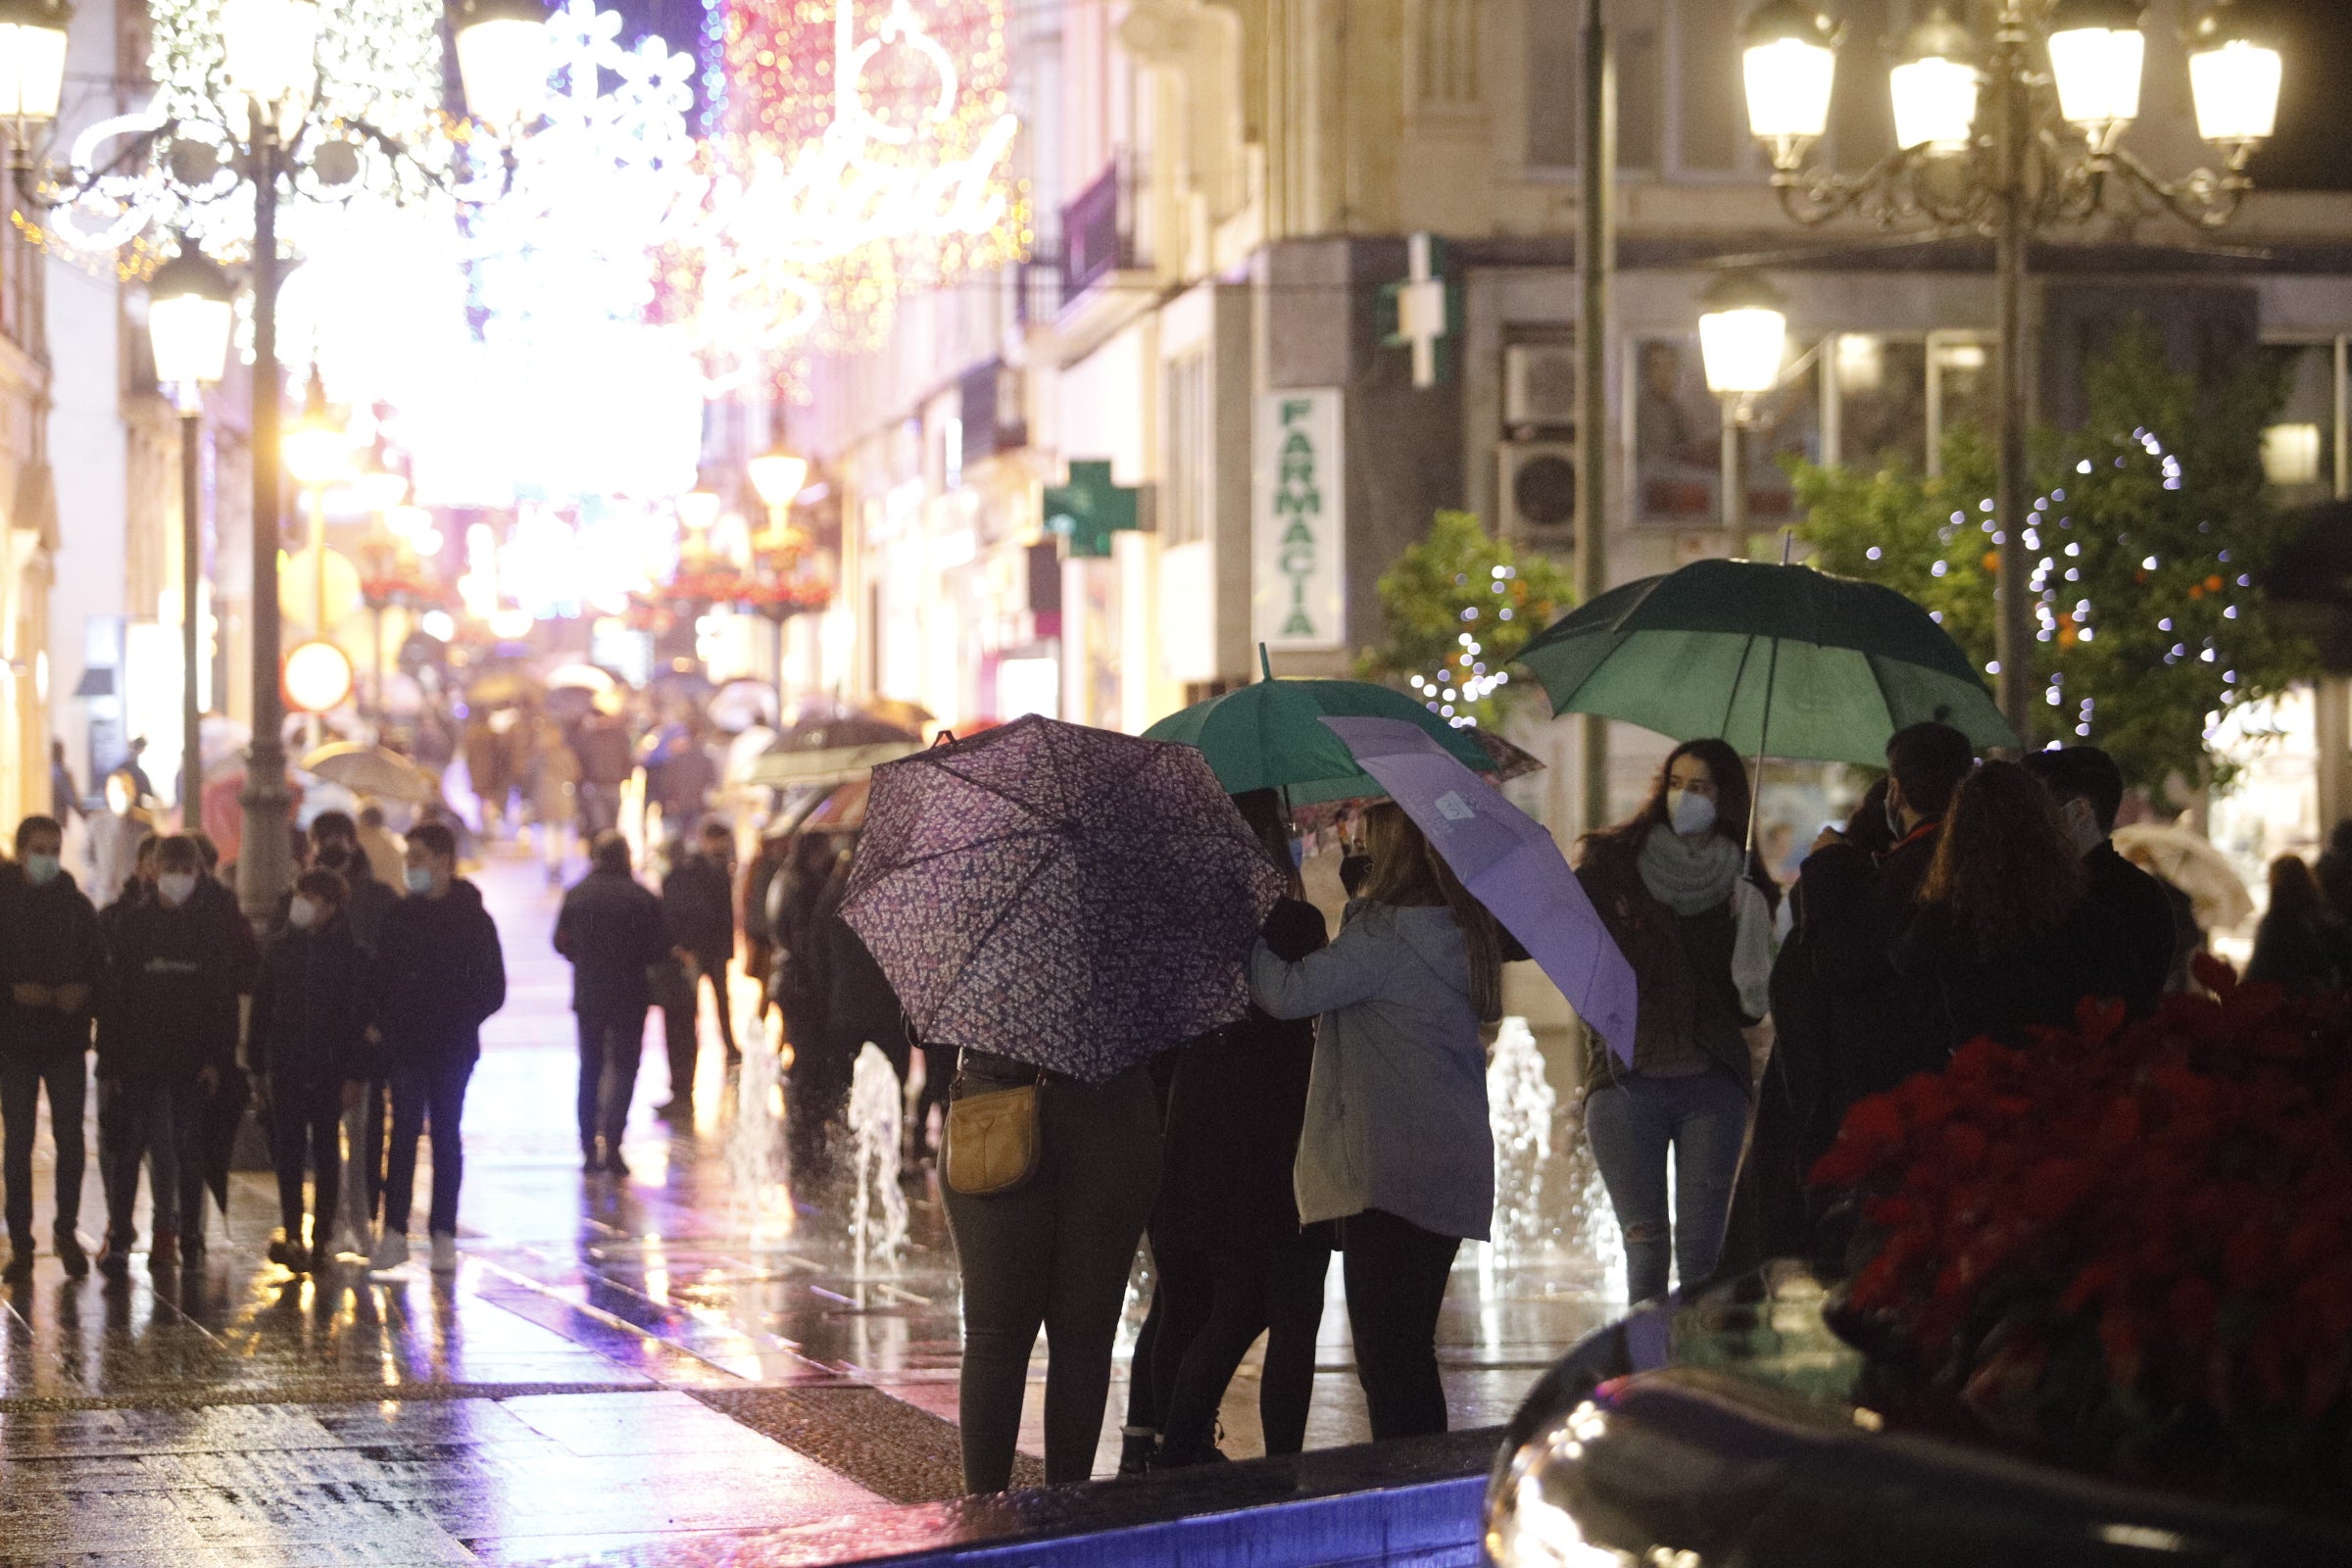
[1044,461,1141,559]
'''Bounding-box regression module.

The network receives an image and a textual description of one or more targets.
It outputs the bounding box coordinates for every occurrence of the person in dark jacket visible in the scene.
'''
[252,868,372,1270]
[93,834,256,1276]
[306,809,397,1245]
[1141,790,1332,1468]
[2313,818,2352,930]
[2245,855,2348,996]
[372,821,505,1273]
[2021,747,2175,1017]
[768,835,844,1148]
[572,710,634,838]
[1,816,103,1277]
[1889,761,2134,1051]
[742,833,788,1025]
[555,832,669,1175]
[660,818,741,1115]
[795,847,902,1172]
[1574,740,1777,1304]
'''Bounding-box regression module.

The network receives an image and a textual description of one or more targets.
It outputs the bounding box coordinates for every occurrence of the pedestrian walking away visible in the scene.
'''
[661,818,742,1116]
[0,815,102,1278]
[2245,855,2350,997]
[1250,801,1504,1441]
[556,832,670,1174]
[372,821,506,1272]
[251,868,375,1270]
[92,834,256,1276]
[1573,740,1776,1306]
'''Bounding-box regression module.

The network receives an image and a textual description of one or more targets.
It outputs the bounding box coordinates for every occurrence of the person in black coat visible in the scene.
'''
[1889,761,2136,1053]
[792,849,902,1173]
[93,834,257,1275]
[556,832,669,1175]
[1142,790,1331,1467]
[2245,855,2348,996]
[1,815,103,1277]
[373,821,506,1272]
[252,868,373,1270]
[2021,747,2175,1017]
[304,809,399,1239]
[660,818,741,1115]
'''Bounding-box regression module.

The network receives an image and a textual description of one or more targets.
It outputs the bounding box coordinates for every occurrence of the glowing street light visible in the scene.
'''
[0,0,71,141]
[747,443,808,514]
[1888,6,1978,155]
[1697,270,1788,540]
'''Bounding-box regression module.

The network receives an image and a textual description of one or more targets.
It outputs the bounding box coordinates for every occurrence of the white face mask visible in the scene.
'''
[287,895,319,930]
[158,871,198,906]
[24,854,59,887]
[2059,796,2104,858]
[1666,788,1718,838]
[405,866,435,895]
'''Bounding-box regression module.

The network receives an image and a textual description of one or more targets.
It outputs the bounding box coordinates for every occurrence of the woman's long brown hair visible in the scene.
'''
[1919,760,2084,959]
[1360,802,1504,1022]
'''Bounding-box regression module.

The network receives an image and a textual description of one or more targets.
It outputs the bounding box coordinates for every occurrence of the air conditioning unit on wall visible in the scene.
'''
[1498,439,1577,544]
[1503,341,1578,432]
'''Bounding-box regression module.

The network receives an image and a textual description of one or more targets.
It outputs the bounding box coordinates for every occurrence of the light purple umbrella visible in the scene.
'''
[1322,716,1639,1064]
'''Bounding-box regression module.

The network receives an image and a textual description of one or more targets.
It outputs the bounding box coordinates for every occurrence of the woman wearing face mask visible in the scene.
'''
[0,815,104,1278]
[1573,739,1777,1304]
[251,869,374,1270]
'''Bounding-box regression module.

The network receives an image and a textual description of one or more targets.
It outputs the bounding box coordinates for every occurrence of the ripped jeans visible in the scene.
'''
[1586,1068,1749,1303]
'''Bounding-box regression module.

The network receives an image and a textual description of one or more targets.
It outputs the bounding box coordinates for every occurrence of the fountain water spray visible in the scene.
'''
[1487,1016,1557,1263]
[847,1042,908,1269]
[726,1021,796,1240]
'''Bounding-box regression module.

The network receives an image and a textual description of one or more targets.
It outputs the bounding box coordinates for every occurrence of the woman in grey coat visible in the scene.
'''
[1250,802,1503,1440]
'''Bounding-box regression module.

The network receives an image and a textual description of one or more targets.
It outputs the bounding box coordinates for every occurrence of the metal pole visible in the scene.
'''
[1576,0,1613,833]
[180,409,203,831]
[1991,7,2033,742]
[1720,399,1745,544]
[239,119,292,924]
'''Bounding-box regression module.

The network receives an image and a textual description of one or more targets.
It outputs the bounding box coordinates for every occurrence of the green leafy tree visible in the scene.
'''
[1360,510,1574,728]
[1795,327,2311,792]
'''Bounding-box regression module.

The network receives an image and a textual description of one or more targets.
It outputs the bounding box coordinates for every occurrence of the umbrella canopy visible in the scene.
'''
[301,742,438,803]
[1144,678,1505,806]
[200,713,252,775]
[466,667,539,708]
[544,662,617,694]
[747,710,923,788]
[710,679,778,733]
[1323,717,1639,1063]
[841,715,1284,1081]
[1516,559,2016,766]
[2112,822,2255,934]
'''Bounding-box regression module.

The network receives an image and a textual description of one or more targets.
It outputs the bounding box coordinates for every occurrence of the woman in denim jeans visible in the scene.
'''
[1574,739,1777,1303]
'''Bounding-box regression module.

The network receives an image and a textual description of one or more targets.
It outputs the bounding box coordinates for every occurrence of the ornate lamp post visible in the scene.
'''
[1696,270,1789,543]
[746,439,809,722]
[1740,0,2283,736]
[147,245,236,828]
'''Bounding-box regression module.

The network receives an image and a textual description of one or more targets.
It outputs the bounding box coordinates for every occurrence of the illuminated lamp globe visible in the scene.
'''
[1888,6,1978,154]
[2046,0,2146,135]
[1740,0,1839,147]
[0,0,74,124]
[747,445,809,510]
[677,485,722,533]
[2187,1,2281,148]
[353,462,410,512]
[283,372,353,486]
[147,246,236,391]
[220,0,322,108]
[283,639,354,714]
[1698,271,1788,398]
[455,0,551,131]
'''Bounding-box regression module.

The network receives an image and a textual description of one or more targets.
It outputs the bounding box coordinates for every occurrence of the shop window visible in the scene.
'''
[1632,334,1820,526]
[2261,341,2344,507]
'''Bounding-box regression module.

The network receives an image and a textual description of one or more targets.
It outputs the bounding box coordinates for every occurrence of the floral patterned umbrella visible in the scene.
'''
[840,714,1285,1082]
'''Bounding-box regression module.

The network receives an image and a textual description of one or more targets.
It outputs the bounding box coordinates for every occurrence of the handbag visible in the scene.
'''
[944,1070,1046,1197]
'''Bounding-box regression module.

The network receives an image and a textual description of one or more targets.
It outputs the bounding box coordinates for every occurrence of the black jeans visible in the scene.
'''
[98,1076,197,1245]
[2,1047,86,1245]
[384,1055,473,1238]
[692,945,737,1061]
[575,1006,647,1152]
[1341,1208,1461,1440]
[270,1073,342,1245]
[1156,1234,1332,1458]
[943,1063,1160,1492]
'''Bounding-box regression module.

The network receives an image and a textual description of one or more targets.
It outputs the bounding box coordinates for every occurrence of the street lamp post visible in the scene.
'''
[1697,270,1790,546]
[147,245,236,830]
[746,439,808,724]
[1738,0,2283,739]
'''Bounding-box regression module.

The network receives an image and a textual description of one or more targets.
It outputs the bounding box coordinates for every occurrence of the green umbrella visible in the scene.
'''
[1144,673,1499,806]
[1515,558,2017,768]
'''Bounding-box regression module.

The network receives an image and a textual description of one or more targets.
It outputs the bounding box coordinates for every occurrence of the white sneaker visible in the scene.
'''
[429,1233,459,1273]
[369,1232,411,1271]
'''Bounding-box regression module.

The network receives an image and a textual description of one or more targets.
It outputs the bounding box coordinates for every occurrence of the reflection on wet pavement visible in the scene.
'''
[0,845,1619,1562]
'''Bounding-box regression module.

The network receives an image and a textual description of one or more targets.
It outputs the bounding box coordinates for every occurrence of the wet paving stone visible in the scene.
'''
[0,845,1620,1562]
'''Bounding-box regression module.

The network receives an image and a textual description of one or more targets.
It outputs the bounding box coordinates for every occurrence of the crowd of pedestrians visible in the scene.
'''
[0,804,506,1281]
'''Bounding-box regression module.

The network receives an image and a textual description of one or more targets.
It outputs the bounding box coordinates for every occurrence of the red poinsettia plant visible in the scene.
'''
[1812,956,2352,1479]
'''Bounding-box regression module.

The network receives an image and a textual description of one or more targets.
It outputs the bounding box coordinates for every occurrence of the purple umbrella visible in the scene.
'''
[1322,716,1639,1064]
[840,714,1285,1082]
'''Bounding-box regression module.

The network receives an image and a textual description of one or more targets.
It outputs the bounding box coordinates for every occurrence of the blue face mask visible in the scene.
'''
[23,854,59,887]
[405,866,434,895]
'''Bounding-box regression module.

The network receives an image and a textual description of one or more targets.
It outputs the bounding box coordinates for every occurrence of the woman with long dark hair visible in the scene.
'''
[1574,738,1775,1304]
[2246,855,2349,996]
[1892,760,2129,1049]
[1250,802,1502,1440]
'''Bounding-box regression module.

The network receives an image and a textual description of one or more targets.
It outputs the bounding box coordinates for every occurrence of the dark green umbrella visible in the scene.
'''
[1515,558,2017,767]
[1144,674,1501,806]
